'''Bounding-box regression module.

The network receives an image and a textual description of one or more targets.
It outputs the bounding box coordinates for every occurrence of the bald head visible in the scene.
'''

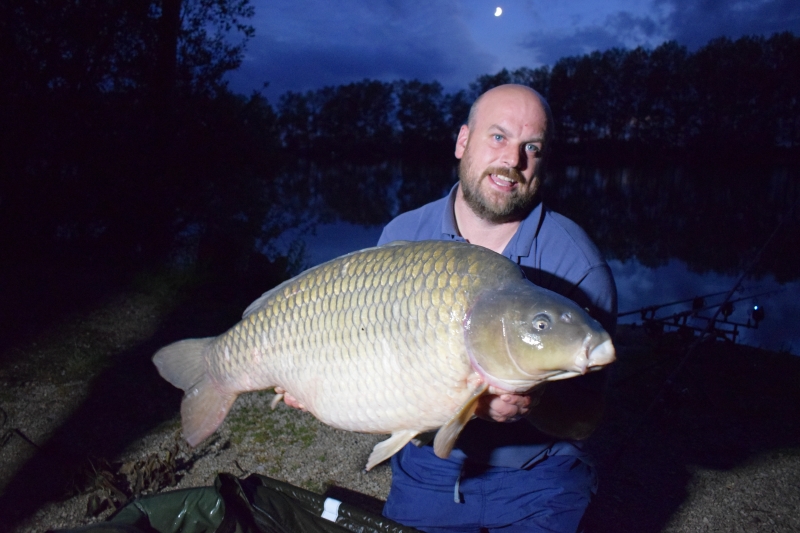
[467,84,554,151]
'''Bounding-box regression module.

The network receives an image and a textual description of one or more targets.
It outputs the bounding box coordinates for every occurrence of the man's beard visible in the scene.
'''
[458,158,540,224]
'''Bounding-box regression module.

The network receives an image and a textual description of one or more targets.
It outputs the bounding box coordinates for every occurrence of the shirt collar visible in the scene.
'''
[503,201,544,261]
[441,183,545,260]
[440,184,462,238]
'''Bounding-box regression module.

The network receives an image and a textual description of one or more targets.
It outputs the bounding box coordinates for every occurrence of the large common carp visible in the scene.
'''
[153,240,615,470]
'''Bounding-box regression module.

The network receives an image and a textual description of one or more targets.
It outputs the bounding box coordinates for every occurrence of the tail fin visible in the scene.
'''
[153,338,237,446]
[153,338,213,391]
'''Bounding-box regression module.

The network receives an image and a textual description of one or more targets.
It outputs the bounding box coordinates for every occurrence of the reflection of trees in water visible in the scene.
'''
[290,160,799,281]
[544,164,800,281]
[277,159,456,226]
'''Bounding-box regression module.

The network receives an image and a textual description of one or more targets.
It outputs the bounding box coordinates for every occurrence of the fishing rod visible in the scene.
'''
[630,288,780,327]
[617,289,731,318]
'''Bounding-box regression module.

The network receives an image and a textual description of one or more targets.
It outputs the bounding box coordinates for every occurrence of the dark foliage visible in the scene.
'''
[470,34,800,163]
[0,0,286,348]
[271,34,800,165]
[277,79,467,163]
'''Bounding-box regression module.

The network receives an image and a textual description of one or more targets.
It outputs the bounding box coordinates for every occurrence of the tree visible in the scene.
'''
[394,79,451,159]
[0,0,265,339]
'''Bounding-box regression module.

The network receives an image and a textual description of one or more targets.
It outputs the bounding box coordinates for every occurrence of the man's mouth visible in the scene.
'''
[488,173,517,189]
[482,166,524,191]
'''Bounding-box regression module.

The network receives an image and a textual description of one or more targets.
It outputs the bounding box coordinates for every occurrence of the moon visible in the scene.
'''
[494,7,502,16]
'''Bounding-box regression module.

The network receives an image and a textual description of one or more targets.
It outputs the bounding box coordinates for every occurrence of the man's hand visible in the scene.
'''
[474,385,545,422]
[274,387,307,411]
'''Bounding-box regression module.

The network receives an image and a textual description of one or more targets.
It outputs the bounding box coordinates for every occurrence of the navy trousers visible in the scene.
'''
[383,443,596,533]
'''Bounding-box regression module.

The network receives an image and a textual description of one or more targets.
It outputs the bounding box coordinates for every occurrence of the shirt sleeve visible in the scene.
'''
[573,263,618,336]
[377,227,392,246]
[527,210,618,336]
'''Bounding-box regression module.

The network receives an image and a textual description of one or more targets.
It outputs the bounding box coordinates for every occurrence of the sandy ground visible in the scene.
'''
[0,281,798,533]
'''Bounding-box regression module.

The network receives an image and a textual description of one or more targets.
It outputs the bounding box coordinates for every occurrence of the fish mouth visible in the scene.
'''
[544,338,617,381]
[466,334,616,391]
[587,338,615,368]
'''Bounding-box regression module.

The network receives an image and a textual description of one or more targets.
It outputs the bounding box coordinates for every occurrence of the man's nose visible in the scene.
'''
[500,144,524,169]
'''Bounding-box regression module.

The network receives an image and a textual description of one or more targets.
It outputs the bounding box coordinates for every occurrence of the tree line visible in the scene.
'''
[278,32,800,163]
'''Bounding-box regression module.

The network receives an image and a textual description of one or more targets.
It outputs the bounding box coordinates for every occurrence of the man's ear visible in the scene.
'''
[455,125,469,159]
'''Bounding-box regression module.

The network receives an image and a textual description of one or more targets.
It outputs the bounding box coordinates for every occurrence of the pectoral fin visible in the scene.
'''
[270,393,284,410]
[366,429,419,471]
[433,383,489,459]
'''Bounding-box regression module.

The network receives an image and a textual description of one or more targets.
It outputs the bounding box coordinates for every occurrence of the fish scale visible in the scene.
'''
[153,240,615,470]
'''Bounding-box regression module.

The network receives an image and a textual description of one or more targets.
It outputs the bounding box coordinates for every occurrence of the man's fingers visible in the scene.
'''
[499,393,532,414]
[281,391,307,411]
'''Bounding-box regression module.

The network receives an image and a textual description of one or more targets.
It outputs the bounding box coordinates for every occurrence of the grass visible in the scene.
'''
[226,393,319,448]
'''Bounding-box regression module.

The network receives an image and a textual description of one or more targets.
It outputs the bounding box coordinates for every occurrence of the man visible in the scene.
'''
[376,84,617,532]
[283,84,616,531]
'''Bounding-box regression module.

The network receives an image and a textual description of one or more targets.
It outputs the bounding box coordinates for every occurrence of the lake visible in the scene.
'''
[272,161,799,355]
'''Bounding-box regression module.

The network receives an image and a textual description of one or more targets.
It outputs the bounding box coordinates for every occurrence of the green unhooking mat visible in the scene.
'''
[54,473,419,533]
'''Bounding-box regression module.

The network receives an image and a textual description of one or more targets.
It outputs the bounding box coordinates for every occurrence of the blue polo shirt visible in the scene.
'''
[378,184,617,468]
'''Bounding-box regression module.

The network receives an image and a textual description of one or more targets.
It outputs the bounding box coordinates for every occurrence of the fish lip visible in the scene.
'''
[587,338,616,369]
[541,369,583,381]
[568,336,616,376]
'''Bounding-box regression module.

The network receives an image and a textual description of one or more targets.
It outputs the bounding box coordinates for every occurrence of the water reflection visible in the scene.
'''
[611,258,798,354]
[545,163,800,281]
[282,160,455,226]
[273,161,800,354]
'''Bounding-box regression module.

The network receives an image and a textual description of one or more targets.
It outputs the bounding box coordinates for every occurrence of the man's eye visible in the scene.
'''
[525,143,540,153]
[493,134,504,142]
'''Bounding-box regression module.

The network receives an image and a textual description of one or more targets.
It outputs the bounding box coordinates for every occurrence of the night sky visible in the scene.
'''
[226,0,800,100]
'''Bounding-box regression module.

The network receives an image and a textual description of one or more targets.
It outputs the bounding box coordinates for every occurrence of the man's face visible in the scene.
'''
[456,86,548,223]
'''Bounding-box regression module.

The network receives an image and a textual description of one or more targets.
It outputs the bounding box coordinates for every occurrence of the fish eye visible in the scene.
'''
[532,314,551,331]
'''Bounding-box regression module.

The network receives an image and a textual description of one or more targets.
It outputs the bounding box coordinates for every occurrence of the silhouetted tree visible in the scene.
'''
[314,80,396,161]
[394,79,451,159]
[0,0,275,343]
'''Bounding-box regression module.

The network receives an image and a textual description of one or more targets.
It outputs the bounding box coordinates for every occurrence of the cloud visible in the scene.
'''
[226,0,494,99]
[518,11,669,65]
[660,0,800,49]
[517,0,799,67]
[224,0,800,98]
